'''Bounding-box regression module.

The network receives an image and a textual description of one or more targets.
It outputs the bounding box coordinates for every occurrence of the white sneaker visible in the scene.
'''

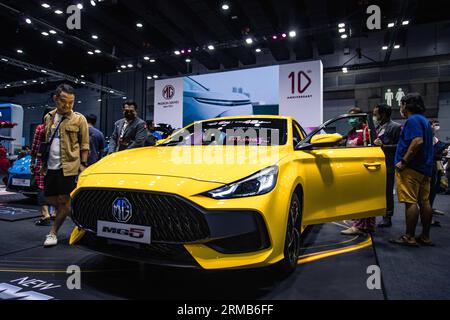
[341,226,363,236]
[44,233,58,247]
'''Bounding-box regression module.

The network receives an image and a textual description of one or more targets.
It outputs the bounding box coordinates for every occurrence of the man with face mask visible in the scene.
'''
[41,84,90,247]
[372,104,402,227]
[390,93,434,247]
[108,100,147,154]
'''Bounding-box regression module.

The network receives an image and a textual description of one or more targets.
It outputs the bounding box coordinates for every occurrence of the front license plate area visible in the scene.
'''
[97,220,151,244]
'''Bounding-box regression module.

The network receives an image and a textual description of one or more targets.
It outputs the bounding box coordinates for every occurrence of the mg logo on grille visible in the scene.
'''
[112,198,133,223]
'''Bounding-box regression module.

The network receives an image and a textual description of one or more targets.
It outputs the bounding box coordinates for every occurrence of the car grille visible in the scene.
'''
[71,189,210,243]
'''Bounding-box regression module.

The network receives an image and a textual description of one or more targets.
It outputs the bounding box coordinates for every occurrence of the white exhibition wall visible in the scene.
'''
[154,60,323,130]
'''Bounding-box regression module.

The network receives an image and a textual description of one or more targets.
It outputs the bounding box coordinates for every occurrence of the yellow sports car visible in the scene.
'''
[70,114,386,274]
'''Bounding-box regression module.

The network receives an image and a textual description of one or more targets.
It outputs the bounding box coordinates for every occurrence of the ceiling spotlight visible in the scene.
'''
[78,101,82,104]
[25,18,32,24]
[281,33,287,38]
[23,81,27,84]
[117,70,121,73]
[41,3,51,9]
[222,4,230,10]
[187,49,192,53]
[94,49,101,54]
[109,90,114,93]
[339,28,346,33]
[388,22,395,28]
[1,58,8,62]
[185,58,191,63]
[245,38,253,45]
[87,51,94,55]
[80,75,85,78]
[402,20,410,26]
[150,59,156,63]
[143,56,150,61]
[153,75,159,79]
[91,35,99,40]
[341,34,348,39]
[17,49,23,54]
[77,3,83,10]
[32,80,37,83]
[54,9,63,14]
[255,48,262,53]
[57,40,64,45]
[136,23,143,28]
[147,76,152,80]
[90,0,96,6]
[174,50,181,55]
[41,31,49,36]
[98,99,102,102]
[342,67,348,73]
[272,35,278,40]
[120,65,126,69]
[81,81,86,85]
[338,23,346,28]
[289,31,297,38]
[40,69,47,73]
[394,44,401,49]
[5,84,10,87]
[208,45,215,50]
[127,64,133,68]
[382,46,388,50]
[49,30,57,34]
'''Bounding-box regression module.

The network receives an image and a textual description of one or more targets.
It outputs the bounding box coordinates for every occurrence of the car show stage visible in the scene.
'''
[0,192,448,300]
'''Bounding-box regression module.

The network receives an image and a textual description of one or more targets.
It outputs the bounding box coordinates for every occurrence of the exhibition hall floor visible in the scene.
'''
[0,191,448,300]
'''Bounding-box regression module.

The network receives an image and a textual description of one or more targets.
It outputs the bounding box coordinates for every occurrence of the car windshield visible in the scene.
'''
[159,118,288,146]
[184,77,209,92]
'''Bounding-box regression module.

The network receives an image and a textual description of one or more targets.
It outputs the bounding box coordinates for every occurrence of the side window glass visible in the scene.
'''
[293,124,302,148]
[312,115,372,148]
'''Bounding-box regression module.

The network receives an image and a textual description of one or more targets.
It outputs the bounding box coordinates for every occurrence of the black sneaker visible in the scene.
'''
[35,218,51,226]
[378,217,392,228]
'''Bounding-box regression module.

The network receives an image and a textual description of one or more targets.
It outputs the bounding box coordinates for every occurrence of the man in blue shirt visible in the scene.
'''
[390,93,434,247]
[86,114,105,166]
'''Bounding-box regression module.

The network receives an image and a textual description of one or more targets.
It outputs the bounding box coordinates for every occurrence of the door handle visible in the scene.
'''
[364,162,382,170]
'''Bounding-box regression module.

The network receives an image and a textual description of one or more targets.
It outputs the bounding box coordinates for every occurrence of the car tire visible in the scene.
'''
[275,192,303,277]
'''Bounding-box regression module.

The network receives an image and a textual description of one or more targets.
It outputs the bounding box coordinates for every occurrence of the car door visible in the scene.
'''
[298,114,386,225]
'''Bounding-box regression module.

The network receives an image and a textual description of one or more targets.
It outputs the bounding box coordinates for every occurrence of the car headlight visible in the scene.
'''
[203,166,278,199]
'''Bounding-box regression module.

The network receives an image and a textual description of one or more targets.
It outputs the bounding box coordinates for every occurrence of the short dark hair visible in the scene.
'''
[122,100,138,110]
[401,93,426,115]
[42,106,55,123]
[349,107,363,114]
[55,84,75,96]
[86,114,97,126]
[374,104,392,118]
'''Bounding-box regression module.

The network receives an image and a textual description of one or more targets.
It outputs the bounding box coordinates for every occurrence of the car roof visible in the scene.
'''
[195,115,294,123]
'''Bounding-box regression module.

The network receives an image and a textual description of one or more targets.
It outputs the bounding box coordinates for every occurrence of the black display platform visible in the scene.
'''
[2,193,448,300]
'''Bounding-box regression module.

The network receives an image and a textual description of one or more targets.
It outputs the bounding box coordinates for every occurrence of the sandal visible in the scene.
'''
[389,235,419,247]
[415,236,435,247]
[35,218,51,226]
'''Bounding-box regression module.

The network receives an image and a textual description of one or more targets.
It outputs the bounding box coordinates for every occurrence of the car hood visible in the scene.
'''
[85,146,288,185]
[9,155,31,175]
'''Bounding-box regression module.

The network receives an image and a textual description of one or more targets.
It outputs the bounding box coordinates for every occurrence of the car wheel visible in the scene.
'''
[276,192,303,276]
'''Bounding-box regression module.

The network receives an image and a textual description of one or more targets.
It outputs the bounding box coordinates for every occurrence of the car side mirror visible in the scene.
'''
[297,134,343,150]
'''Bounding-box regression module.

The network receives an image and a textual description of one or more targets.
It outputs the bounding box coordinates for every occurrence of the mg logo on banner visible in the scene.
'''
[162,85,175,100]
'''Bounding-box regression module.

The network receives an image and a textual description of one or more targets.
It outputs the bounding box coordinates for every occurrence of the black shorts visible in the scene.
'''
[44,169,77,197]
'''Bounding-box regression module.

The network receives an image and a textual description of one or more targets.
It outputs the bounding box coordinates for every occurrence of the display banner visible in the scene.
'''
[154,77,184,129]
[279,60,323,130]
[154,60,323,130]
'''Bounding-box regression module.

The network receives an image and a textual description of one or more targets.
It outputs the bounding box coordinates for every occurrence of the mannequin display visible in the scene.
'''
[396,88,405,106]
[385,89,394,106]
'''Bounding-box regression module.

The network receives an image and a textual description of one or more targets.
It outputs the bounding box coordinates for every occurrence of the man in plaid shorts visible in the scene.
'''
[31,107,56,226]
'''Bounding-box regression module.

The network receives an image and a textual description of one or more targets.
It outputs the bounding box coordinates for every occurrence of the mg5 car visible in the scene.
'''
[70,114,386,274]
